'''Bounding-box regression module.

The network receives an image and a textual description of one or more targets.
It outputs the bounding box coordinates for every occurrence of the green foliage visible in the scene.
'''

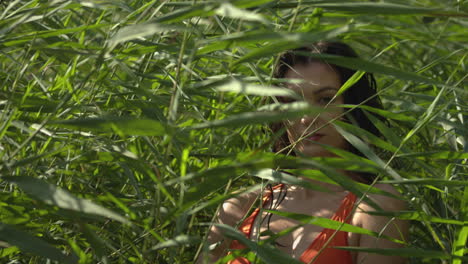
[0,0,466,263]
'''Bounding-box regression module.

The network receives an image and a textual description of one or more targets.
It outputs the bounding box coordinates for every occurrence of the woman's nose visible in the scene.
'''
[300,114,326,129]
[300,116,310,125]
[300,115,317,125]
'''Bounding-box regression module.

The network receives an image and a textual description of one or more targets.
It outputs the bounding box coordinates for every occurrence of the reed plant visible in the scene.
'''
[0,0,466,263]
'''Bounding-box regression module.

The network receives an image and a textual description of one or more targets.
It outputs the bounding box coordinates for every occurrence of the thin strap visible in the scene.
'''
[299,192,357,262]
[242,184,285,238]
[230,184,285,250]
[331,192,356,222]
[230,188,356,264]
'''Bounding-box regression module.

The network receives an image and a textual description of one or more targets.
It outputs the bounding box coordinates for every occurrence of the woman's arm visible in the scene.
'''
[355,183,409,264]
[196,191,260,264]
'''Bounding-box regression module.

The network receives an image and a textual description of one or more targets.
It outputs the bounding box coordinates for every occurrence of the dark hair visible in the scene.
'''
[271,41,384,184]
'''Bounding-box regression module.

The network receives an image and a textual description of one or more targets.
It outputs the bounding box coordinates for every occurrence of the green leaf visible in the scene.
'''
[298,53,446,87]
[147,235,200,252]
[364,211,465,226]
[215,3,268,23]
[3,176,130,224]
[297,158,382,210]
[452,226,468,264]
[154,4,214,23]
[213,223,303,264]
[336,71,365,97]
[234,25,351,65]
[215,78,300,98]
[188,102,322,130]
[176,154,295,213]
[186,184,264,215]
[334,120,399,153]
[380,179,468,186]
[334,247,468,260]
[452,186,468,264]
[80,224,109,264]
[280,2,442,15]
[198,31,301,55]
[361,109,410,149]
[344,104,416,122]
[0,222,78,263]
[291,169,401,199]
[1,147,68,171]
[108,23,188,50]
[265,210,405,244]
[232,0,274,9]
[333,124,403,181]
[396,151,468,159]
[252,169,331,192]
[2,24,108,46]
[179,166,241,212]
[50,117,167,136]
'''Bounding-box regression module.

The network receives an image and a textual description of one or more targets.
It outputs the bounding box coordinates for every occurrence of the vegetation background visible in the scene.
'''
[0,0,467,263]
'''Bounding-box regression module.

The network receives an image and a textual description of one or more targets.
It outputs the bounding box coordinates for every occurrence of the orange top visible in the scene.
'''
[228,184,356,264]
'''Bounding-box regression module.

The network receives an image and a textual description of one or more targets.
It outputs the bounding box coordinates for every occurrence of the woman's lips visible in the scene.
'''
[306,133,324,141]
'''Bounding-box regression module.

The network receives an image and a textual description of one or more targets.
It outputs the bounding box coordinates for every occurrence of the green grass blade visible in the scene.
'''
[299,158,382,210]
[364,211,465,226]
[396,151,468,159]
[452,186,468,264]
[215,78,300,98]
[299,53,447,87]
[154,4,214,23]
[333,124,402,181]
[274,1,443,15]
[252,169,331,192]
[108,23,189,50]
[302,2,441,15]
[215,3,269,23]
[80,224,110,264]
[291,169,401,199]
[50,117,167,136]
[265,210,405,244]
[234,25,351,65]
[3,176,130,224]
[381,178,468,186]
[335,246,468,260]
[147,235,200,252]
[0,222,78,263]
[212,223,303,264]
[2,24,108,46]
[188,103,322,130]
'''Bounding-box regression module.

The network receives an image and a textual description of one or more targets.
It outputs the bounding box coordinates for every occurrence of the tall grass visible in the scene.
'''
[0,0,466,263]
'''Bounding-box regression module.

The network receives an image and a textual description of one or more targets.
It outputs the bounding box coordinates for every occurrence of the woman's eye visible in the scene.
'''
[318,96,333,104]
[279,97,296,104]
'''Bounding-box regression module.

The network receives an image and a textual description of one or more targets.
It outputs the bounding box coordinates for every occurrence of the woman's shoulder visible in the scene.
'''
[369,183,406,211]
[217,188,263,226]
[352,184,409,264]
[353,183,407,227]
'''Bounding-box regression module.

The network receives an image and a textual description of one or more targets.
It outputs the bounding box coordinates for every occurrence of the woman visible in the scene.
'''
[197,42,408,264]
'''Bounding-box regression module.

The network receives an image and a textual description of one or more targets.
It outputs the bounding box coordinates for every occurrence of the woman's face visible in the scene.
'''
[284,62,348,157]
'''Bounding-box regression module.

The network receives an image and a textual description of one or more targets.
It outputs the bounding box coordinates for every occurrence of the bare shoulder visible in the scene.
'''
[199,188,262,263]
[353,183,408,240]
[370,183,406,211]
[353,182,408,242]
[217,188,262,226]
[357,183,407,213]
[353,184,409,264]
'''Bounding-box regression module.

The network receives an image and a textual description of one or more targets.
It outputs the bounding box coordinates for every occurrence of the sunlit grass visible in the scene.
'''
[0,0,466,263]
